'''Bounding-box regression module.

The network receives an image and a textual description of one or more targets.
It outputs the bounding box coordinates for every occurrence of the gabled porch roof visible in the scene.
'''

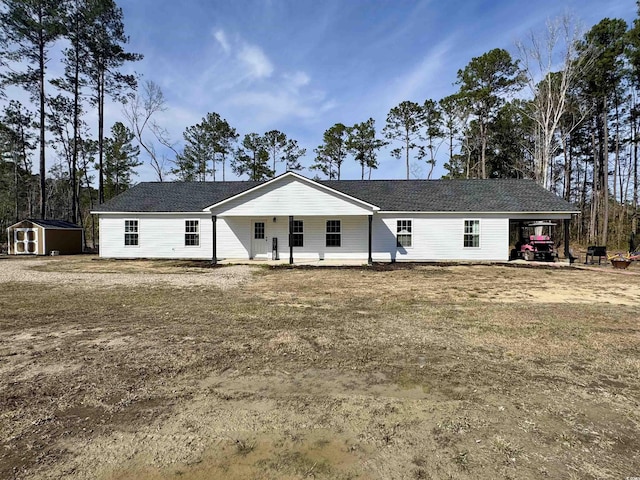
[206,172,380,217]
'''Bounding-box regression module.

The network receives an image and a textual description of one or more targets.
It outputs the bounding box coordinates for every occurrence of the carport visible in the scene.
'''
[508,215,575,261]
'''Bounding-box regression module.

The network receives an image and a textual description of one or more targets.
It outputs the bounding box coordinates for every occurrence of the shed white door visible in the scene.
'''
[251,221,268,259]
[14,228,37,254]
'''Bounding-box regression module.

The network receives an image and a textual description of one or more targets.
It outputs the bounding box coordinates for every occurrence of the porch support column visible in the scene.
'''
[289,215,294,265]
[563,218,570,260]
[211,215,217,265]
[368,215,373,265]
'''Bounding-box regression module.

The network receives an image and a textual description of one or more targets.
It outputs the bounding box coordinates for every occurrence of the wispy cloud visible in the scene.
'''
[237,44,274,79]
[284,71,311,90]
[140,27,332,146]
[384,36,456,107]
[213,29,230,53]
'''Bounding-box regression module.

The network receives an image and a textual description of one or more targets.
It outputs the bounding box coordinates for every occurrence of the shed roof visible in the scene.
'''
[9,219,83,229]
[93,176,577,214]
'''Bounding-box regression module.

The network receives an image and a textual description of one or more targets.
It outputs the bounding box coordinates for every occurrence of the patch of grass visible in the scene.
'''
[493,436,522,464]
[1,261,639,479]
[234,438,256,456]
[453,450,469,470]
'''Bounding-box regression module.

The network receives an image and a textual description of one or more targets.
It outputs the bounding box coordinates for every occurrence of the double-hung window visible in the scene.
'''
[464,220,480,248]
[396,220,412,247]
[124,220,139,246]
[326,220,341,247]
[291,220,304,247]
[185,220,199,246]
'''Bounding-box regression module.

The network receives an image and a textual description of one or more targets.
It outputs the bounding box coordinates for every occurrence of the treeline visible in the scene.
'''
[0,0,140,245]
[1,1,639,250]
[168,114,387,182]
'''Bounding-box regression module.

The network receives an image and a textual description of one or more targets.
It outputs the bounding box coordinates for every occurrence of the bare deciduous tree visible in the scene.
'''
[122,80,177,181]
[517,15,594,189]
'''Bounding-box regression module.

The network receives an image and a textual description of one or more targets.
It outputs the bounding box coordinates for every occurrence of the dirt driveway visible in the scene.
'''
[1,257,639,479]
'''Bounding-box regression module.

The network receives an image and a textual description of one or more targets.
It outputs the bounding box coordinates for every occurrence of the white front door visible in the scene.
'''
[14,228,38,254]
[251,220,268,259]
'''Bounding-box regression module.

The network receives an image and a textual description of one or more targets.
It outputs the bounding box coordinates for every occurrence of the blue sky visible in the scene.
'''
[7,0,639,182]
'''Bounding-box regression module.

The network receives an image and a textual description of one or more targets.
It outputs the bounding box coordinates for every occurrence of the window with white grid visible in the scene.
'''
[185,220,199,246]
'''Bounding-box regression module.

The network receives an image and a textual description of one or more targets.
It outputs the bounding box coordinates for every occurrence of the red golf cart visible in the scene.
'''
[512,221,558,262]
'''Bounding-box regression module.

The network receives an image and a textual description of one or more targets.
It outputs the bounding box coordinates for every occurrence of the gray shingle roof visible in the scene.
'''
[28,219,82,229]
[93,177,577,213]
[94,181,262,212]
[323,179,577,212]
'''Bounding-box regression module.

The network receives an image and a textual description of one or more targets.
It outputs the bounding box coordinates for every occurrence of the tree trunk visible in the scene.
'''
[405,133,410,180]
[580,153,588,243]
[562,131,571,202]
[633,115,639,237]
[13,148,19,222]
[601,100,609,246]
[98,68,105,204]
[590,127,598,244]
[71,5,80,224]
[480,120,487,179]
[38,32,46,219]
[613,92,621,246]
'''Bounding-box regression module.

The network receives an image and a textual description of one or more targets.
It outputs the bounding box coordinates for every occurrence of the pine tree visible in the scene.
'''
[383,101,426,180]
[456,48,524,179]
[103,122,141,199]
[311,123,348,179]
[83,0,141,203]
[347,119,387,180]
[231,133,274,181]
[0,0,66,217]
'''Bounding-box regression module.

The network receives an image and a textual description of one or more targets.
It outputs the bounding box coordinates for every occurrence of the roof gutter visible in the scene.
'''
[90,211,209,215]
[376,210,580,215]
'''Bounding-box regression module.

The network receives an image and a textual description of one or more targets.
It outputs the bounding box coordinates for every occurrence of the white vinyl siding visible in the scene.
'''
[101,214,509,261]
[101,215,212,259]
[264,216,369,260]
[372,214,508,262]
[213,176,373,216]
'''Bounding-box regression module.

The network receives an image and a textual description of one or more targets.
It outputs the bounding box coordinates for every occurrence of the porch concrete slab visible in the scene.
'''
[218,258,370,267]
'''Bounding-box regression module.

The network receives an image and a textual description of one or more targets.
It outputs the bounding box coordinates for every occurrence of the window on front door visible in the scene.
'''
[254,222,265,239]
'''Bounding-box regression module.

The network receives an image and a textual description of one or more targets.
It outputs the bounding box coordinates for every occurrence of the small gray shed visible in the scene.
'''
[6,219,83,255]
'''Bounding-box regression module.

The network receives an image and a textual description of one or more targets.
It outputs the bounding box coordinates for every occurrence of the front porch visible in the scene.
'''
[211,214,374,265]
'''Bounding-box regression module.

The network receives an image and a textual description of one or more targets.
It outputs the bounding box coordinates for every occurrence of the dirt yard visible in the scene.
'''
[1,256,639,479]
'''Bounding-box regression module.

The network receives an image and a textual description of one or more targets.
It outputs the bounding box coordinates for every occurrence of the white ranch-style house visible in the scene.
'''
[93,172,578,263]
